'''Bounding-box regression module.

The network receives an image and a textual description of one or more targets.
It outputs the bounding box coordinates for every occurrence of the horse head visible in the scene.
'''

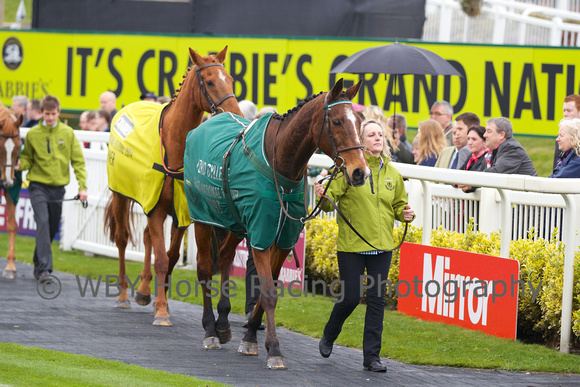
[0,108,22,187]
[316,79,369,186]
[188,46,242,116]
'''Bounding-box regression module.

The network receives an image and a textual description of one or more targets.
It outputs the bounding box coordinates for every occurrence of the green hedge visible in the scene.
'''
[305,218,580,347]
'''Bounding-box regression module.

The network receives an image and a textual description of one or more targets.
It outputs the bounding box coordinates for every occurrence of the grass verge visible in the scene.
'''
[0,342,223,387]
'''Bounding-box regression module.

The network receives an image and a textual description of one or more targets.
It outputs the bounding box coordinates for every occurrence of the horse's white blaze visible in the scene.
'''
[346,110,357,131]
[4,138,14,185]
[218,69,227,83]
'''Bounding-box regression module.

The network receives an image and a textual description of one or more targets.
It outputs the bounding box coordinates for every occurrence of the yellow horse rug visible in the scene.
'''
[107,101,190,227]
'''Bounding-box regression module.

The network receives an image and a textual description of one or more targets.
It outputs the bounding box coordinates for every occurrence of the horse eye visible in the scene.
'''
[332,119,341,126]
[207,80,215,87]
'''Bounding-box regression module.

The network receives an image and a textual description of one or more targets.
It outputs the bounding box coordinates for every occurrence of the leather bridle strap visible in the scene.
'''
[195,63,236,115]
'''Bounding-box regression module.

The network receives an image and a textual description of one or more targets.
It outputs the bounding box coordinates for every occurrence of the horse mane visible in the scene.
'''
[273,91,325,121]
[273,90,353,121]
[170,66,193,104]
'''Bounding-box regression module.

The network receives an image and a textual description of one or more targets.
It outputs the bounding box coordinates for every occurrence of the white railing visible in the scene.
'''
[425,0,580,46]
[15,129,579,353]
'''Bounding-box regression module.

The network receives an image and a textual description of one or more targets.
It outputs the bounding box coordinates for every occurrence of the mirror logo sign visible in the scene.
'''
[3,37,23,70]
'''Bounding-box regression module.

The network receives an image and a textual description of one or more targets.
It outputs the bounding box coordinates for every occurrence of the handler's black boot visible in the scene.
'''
[319,336,333,358]
[364,359,387,373]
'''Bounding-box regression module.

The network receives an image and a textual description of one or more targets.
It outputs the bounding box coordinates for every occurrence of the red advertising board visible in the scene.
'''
[398,242,519,339]
[230,230,306,289]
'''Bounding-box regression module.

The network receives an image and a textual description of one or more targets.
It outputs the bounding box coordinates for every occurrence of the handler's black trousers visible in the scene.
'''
[323,251,392,365]
[30,182,65,278]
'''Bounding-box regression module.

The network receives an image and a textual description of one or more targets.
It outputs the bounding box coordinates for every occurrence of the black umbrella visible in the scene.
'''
[331,42,461,143]
[331,42,460,76]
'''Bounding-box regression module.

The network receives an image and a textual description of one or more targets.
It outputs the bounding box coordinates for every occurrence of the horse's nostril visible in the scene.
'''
[352,168,365,185]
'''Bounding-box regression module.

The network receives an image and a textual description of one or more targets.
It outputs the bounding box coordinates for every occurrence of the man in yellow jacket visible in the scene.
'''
[18,95,87,281]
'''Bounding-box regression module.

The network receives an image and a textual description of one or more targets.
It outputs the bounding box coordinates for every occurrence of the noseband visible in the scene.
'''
[195,63,236,115]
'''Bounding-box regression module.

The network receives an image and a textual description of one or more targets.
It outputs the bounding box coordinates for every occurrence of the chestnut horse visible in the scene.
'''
[185,79,368,369]
[104,47,241,326]
[0,106,23,280]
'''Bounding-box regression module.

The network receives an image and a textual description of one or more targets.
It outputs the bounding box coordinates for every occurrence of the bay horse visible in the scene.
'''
[184,79,368,369]
[0,106,23,280]
[104,46,241,326]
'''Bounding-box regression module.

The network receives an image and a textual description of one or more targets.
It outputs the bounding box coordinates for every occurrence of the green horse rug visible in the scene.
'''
[107,101,190,227]
[184,112,305,250]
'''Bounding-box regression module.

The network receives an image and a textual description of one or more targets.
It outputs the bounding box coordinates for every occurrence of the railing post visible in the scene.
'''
[478,188,500,234]
[492,5,507,44]
[421,180,432,245]
[438,1,452,42]
[559,193,577,353]
[60,201,74,251]
[551,17,563,46]
[497,189,512,258]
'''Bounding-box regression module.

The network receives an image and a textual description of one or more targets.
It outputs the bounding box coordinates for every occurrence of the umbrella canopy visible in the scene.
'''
[331,42,460,76]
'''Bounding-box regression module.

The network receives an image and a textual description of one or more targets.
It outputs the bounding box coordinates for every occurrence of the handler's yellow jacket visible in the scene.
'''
[19,121,87,190]
[321,154,408,252]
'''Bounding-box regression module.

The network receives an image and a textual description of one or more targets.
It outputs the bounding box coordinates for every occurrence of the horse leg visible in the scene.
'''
[164,223,186,314]
[148,208,172,327]
[135,225,153,306]
[2,194,17,280]
[166,224,185,276]
[105,193,132,309]
[215,230,242,345]
[246,247,289,369]
[195,223,221,349]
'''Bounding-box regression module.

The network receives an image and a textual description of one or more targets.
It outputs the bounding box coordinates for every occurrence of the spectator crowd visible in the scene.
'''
[7,92,580,181]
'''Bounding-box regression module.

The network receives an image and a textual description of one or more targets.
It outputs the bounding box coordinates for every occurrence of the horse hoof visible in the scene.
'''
[216,327,232,344]
[202,336,222,350]
[2,269,16,280]
[115,300,131,309]
[135,292,152,306]
[153,316,173,327]
[266,356,287,370]
[238,340,259,356]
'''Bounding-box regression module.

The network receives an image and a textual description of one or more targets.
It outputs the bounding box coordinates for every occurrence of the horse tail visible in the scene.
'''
[104,193,135,246]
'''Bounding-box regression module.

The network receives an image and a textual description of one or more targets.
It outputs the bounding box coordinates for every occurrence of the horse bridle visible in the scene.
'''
[315,99,365,186]
[195,63,236,115]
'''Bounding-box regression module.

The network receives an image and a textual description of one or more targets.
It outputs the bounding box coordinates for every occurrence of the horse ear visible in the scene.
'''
[329,78,344,101]
[215,46,228,63]
[15,113,23,127]
[346,81,361,101]
[189,48,204,67]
